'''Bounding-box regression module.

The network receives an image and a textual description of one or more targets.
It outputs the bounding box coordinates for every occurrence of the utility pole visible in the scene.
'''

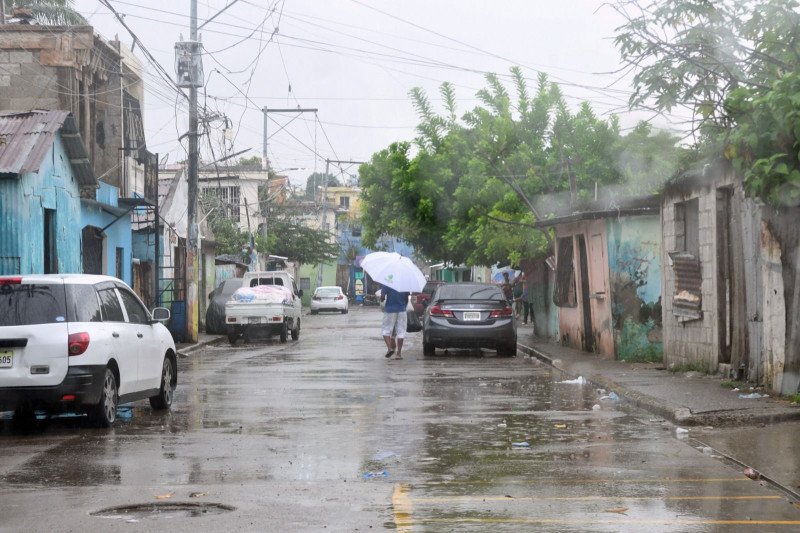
[184,0,200,343]
[260,107,317,269]
[316,159,365,288]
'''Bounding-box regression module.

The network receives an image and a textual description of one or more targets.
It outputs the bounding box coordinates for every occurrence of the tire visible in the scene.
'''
[149,357,175,410]
[498,342,517,357]
[341,309,347,314]
[279,321,288,343]
[310,310,318,315]
[90,368,118,427]
[423,341,435,356]
[228,333,238,346]
[291,318,300,340]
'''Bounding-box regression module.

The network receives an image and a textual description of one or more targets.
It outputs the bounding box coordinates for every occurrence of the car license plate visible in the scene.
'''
[248,317,261,324]
[463,311,481,321]
[0,350,12,368]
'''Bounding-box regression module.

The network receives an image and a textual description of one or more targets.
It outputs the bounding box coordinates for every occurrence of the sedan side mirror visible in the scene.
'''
[151,307,171,322]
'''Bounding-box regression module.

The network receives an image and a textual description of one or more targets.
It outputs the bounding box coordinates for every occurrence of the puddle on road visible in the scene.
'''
[91,501,235,521]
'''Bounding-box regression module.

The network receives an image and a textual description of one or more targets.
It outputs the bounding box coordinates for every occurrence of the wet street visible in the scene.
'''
[1,306,799,532]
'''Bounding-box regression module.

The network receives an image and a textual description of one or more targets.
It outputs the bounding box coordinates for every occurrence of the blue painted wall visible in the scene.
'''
[80,181,133,285]
[606,215,663,361]
[0,137,82,275]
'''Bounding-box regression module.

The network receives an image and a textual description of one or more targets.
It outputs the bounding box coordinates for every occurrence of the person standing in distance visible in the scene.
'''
[381,284,409,360]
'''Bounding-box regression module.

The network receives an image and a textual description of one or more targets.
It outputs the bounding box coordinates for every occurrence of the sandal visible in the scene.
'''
[385,350,394,358]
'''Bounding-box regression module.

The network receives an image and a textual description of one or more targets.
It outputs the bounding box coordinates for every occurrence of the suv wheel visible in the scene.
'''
[91,368,118,427]
[279,321,288,343]
[149,357,175,410]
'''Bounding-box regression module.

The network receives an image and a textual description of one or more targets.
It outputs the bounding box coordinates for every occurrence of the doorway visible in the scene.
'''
[43,208,57,274]
[577,235,594,352]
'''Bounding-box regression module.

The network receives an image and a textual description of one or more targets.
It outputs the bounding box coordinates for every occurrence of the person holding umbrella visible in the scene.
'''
[360,252,426,361]
[380,284,409,359]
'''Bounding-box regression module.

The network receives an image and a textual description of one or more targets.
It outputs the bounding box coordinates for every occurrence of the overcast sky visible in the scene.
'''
[74,0,686,185]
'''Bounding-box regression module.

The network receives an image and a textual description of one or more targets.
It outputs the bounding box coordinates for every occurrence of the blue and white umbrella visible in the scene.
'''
[360,252,426,293]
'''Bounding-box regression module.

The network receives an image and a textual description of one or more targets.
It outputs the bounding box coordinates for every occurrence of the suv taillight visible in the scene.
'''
[489,307,514,318]
[429,305,454,318]
[0,277,22,285]
[68,332,90,356]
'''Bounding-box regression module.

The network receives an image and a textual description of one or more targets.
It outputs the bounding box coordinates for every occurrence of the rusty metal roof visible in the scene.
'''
[0,110,96,188]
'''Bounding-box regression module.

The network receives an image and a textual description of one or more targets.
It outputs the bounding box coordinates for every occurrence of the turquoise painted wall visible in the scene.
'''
[606,215,663,362]
[80,182,133,285]
[0,137,82,275]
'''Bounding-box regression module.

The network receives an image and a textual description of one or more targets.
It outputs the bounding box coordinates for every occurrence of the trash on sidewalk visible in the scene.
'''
[511,442,531,447]
[599,392,620,401]
[154,491,174,500]
[738,392,768,399]
[604,507,628,515]
[362,470,389,480]
[189,492,207,498]
[675,427,689,435]
[591,404,601,411]
[559,376,587,385]
[554,424,567,429]
[743,467,761,480]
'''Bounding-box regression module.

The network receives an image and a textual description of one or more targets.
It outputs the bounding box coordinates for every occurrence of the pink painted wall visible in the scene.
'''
[555,220,614,358]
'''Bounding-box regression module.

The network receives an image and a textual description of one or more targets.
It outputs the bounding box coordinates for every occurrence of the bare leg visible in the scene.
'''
[395,337,404,359]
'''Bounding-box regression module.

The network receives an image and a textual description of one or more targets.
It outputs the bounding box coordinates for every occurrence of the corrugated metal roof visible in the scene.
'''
[0,110,96,188]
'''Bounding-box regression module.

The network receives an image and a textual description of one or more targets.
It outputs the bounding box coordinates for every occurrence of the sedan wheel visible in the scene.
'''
[149,357,175,410]
[423,341,435,356]
[91,368,118,427]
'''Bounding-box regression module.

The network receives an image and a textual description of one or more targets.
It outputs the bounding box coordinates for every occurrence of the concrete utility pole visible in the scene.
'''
[260,107,317,269]
[316,159,364,287]
[185,0,200,343]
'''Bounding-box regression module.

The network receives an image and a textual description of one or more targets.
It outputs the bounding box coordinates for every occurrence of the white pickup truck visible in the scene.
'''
[224,271,303,345]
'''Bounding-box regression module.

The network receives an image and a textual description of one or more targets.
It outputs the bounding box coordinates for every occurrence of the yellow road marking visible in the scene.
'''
[392,483,413,532]
[413,494,781,503]
[417,518,800,526]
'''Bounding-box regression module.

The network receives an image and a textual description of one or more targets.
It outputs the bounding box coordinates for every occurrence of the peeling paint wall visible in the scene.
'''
[606,215,663,362]
[760,221,786,390]
[0,137,82,275]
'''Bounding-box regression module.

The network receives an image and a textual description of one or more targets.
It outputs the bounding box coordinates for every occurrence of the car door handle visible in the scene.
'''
[137,333,144,338]
[112,332,120,338]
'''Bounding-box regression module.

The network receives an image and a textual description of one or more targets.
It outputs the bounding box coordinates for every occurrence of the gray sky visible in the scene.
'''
[75,0,687,185]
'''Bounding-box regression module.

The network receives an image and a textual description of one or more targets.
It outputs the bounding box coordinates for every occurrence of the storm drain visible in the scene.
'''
[91,502,235,520]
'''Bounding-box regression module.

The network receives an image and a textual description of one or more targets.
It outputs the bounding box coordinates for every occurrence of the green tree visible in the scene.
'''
[304,172,339,199]
[236,155,262,170]
[3,0,86,24]
[360,68,682,267]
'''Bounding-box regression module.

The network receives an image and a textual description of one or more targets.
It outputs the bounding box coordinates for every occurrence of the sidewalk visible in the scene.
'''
[175,333,224,357]
[516,333,800,427]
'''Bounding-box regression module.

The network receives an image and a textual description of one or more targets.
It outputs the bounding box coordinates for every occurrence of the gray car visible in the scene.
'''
[422,282,517,357]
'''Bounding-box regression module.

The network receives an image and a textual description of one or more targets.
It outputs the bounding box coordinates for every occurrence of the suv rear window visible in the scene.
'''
[436,284,504,301]
[0,283,67,326]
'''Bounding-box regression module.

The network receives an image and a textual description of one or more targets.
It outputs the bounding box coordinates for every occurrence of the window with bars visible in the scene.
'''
[299,277,311,290]
[553,237,577,307]
[203,186,241,219]
[339,196,350,210]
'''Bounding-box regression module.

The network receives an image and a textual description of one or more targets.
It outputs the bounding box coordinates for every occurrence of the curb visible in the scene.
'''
[517,342,800,427]
[177,335,225,357]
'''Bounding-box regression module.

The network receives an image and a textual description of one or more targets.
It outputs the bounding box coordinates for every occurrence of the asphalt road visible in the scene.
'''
[1,306,799,531]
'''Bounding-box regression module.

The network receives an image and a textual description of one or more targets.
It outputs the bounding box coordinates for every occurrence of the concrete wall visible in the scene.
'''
[607,215,663,362]
[0,138,83,275]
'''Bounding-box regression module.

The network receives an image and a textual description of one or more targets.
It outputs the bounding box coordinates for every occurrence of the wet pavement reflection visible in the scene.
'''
[1,307,799,531]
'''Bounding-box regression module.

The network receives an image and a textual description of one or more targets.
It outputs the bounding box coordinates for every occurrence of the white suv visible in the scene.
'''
[0,274,177,427]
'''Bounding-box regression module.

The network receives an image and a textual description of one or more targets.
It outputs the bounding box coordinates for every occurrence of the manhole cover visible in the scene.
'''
[91,502,235,520]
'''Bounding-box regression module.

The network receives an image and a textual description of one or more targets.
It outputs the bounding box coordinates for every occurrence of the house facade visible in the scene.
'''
[0,111,106,277]
[541,197,663,361]
[661,162,799,394]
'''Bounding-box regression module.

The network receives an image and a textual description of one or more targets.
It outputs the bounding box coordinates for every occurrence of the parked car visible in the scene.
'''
[0,274,176,427]
[411,280,446,316]
[310,286,349,314]
[422,282,517,357]
[225,271,302,345]
[205,278,243,334]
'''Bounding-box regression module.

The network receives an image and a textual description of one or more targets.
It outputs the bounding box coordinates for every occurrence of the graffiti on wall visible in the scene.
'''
[607,218,663,362]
